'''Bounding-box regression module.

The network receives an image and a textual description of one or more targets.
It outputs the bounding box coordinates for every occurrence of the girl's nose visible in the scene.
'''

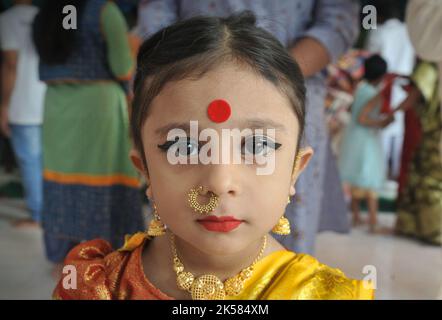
[203,164,242,198]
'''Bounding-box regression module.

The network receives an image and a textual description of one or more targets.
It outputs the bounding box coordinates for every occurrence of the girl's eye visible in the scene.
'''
[241,135,281,156]
[158,137,199,157]
[158,135,281,158]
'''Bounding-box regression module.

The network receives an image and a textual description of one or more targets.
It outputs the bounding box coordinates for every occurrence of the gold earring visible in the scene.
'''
[147,202,166,236]
[188,186,219,215]
[272,215,291,235]
[272,198,291,236]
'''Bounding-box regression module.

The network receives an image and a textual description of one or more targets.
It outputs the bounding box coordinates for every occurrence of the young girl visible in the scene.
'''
[339,55,395,233]
[53,12,374,300]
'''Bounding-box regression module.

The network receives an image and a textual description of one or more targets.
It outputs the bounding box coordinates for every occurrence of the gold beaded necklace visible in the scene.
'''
[170,233,267,300]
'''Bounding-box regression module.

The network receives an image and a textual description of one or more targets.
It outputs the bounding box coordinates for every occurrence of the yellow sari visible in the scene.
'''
[53,232,374,300]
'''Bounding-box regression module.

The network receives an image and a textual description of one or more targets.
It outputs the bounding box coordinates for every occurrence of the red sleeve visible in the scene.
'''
[52,239,115,300]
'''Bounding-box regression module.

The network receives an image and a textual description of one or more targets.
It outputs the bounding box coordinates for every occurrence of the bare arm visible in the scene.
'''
[393,86,422,112]
[290,0,360,78]
[1,50,18,109]
[0,50,18,137]
[357,93,393,128]
[290,37,331,78]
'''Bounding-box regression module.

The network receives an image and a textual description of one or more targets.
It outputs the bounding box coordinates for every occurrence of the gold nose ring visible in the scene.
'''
[188,186,219,215]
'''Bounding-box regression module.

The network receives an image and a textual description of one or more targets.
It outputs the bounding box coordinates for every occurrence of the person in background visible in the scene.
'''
[338,55,395,233]
[392,0,442,248]
[33,0,144,276]
[406,0,442,162]
[394,61,441,247]
[406,0,442,300]
[136,0,360,255]
[0,0,46,227]
[365,0,415,181]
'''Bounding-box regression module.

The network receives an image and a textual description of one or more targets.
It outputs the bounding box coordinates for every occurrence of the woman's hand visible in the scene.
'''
[394,86,422,112]
[0,106,10,137]
[379,114,395,129]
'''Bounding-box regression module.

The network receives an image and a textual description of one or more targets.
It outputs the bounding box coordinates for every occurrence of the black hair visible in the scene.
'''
[33,0,87,65]
[363,54,387,81]
[131,11,306,170]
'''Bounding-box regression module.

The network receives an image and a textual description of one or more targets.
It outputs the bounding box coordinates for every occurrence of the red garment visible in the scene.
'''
[380,73,399,114]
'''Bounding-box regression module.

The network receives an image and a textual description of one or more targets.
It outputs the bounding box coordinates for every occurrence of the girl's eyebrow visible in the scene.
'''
[154,118,287,137]
[155,122,191,137]
[240,118,287,132]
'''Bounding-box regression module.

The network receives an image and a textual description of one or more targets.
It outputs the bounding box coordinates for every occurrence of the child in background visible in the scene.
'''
[339,55,395,233]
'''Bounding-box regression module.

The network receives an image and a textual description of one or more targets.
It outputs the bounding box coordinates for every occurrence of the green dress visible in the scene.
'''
[396,62,442,246]
[41,1,144,262]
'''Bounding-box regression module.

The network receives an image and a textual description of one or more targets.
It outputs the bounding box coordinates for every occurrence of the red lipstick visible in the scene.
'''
[197,216,243,232]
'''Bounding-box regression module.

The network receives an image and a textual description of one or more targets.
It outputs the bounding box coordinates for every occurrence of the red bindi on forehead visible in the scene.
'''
[207,99,231,123]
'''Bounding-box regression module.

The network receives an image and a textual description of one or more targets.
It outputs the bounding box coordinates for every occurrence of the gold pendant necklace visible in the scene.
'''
[170,234,267,300]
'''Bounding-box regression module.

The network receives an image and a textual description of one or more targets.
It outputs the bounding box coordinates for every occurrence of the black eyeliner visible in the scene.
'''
[273,142,282,150]
[157,136,179,151]
[255,136,282,150]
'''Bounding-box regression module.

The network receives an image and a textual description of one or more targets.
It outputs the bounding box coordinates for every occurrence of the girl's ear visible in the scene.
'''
[289,147,314,196]
[129,148,153,199]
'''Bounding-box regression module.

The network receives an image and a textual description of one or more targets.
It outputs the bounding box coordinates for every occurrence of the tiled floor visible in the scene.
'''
[0,198,56,300]
[315,214,442,299]
[0,197,441,300]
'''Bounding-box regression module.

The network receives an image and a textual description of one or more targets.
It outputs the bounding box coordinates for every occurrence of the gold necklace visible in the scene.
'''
[170,234,267,300]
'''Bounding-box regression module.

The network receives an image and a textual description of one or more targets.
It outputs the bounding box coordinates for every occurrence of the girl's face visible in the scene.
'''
[131,61,312,255]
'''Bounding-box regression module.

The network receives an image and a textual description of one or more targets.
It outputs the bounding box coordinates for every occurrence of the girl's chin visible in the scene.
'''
[191,234,253,255]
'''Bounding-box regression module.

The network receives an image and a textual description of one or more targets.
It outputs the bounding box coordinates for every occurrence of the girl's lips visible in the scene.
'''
[197,216,243,232]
